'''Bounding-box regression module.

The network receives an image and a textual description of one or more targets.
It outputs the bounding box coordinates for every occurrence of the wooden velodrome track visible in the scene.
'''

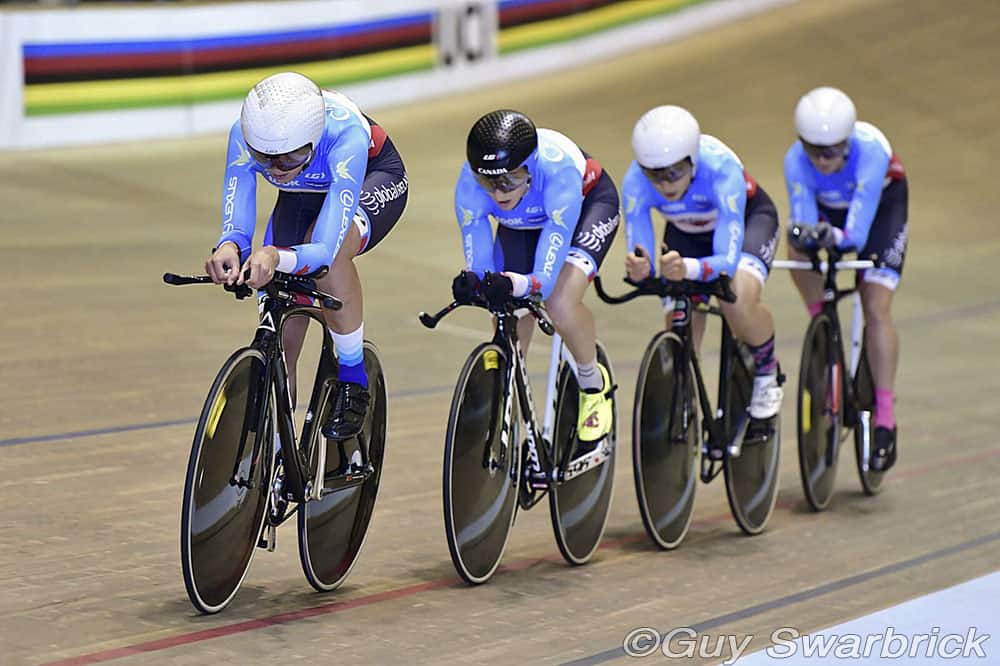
[2,0,999,663]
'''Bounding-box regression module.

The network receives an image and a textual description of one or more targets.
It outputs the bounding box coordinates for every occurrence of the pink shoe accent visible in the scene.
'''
[807,301,823,318]
[875,388,896,429]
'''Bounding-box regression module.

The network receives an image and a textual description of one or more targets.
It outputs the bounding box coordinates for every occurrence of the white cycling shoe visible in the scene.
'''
[748,373,783,420]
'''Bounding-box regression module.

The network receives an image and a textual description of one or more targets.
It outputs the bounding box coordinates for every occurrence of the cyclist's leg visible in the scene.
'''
[320,136,408,438]
[267,191,328,406]
[549,171,620,442]
[859,281,898,397]
[856,177,907,465]
[718,186,783,418]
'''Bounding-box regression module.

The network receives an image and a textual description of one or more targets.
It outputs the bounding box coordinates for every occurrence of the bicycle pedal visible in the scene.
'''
[258,524,277,551]
[743,418,774,444]
[703,444,725,461]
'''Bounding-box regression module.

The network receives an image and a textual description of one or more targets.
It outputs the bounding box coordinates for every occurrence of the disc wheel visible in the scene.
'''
[443,343,519,584]
[853,342,886,495]
[723,342,780,535]
[549,341,617,565]
[632,331,699,550]
[181,347,274,614]
[796,313,842,511]
[298,341,388,591]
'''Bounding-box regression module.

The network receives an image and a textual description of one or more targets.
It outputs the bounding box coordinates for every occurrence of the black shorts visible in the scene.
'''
[819,177,908,289]
[664,185,780,285]
[265,132,407,257]
[494,169,621,280]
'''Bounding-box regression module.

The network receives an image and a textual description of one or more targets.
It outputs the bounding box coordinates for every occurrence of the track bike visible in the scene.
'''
[420,277,617,584]
[595,274,781,549]
[773,225,885,510]
[164,270,387,613]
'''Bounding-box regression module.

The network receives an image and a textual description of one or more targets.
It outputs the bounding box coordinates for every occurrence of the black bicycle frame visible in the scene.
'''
[495,310,553,505]
[419,286,557,508]
[815,249,864,427]
[593,274,743,481]
[163,271,366,507]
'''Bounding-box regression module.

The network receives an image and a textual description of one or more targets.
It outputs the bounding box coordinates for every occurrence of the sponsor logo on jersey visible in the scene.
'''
[884,223,907,269]
[550,205,570,229]
[540,143,564,162]
[222,176,238,232]
[727,193,741,214]
[360,177,408,216]
[336,156,358,183]
[490,213,527,227]
[229,140,251,168]
[626,194,637,214]
[464,232,475,268]
[575,214,620,252]
[461,207,474,227]
[726,221,741,262]
[329,105,351,121]
[304,171,326,180]
[542,232,565,277]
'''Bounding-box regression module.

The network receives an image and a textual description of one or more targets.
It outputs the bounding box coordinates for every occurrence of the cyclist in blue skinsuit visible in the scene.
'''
[623,105,784,420]
[204,72,408,439]
[784,86,908,471]
[452,109,620,448]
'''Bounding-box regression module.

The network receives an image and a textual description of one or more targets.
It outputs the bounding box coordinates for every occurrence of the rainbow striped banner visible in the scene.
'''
[498,0,706,53]
[22,12,435,116]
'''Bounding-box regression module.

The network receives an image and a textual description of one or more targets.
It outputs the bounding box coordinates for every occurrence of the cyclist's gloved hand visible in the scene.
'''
[812,222,845,249]
[481,272,514,308]
[451,270,481,303]
[789,222,844,251]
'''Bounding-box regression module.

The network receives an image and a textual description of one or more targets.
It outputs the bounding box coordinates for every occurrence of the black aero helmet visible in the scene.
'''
[466,109,538,175]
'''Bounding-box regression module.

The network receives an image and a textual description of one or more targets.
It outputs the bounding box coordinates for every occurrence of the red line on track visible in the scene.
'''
[43,445,1000,665]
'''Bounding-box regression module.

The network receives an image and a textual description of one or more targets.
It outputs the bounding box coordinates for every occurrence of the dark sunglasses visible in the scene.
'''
[800,139,848,160]
[249,143,314,171]
[474,170,531,194]
[640,158,692,184]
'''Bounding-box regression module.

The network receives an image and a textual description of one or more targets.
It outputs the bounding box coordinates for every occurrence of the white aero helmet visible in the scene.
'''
[240,72,326,155]
[631,105,701,169]
[794,86,856,146]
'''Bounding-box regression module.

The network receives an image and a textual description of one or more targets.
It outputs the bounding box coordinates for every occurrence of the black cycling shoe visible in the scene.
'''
[870,426,897,472]
[321,381,371,440]
[573,439,598,459]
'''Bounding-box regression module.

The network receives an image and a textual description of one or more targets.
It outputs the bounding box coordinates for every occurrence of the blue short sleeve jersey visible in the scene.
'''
[454,128,587,299]
[217,90,372,274]
[784,121,898,251]
[623,134,749,281]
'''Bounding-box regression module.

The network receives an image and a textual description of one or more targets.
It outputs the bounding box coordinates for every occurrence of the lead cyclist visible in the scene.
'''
[204,72,408,440]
